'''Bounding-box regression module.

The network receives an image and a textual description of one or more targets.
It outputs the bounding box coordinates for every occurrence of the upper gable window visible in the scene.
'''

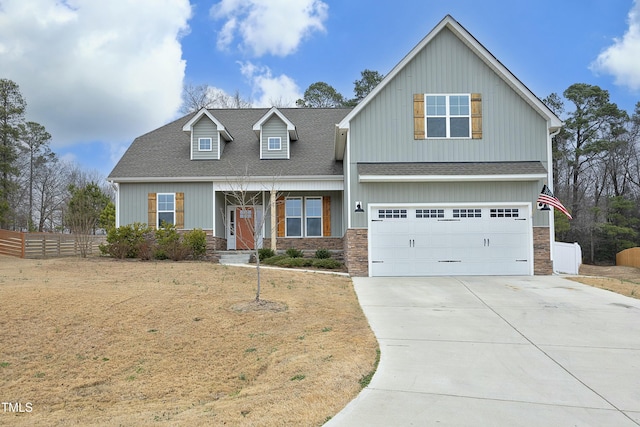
[268,137,281,151]
[199,137,212,151]
[425,94,471,138]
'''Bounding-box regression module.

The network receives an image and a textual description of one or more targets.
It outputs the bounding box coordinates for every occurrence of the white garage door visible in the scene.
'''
[369,205,531,276]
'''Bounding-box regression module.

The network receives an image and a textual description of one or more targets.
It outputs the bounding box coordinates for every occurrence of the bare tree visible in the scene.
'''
[223,171,284,303]
[180,84,252,114]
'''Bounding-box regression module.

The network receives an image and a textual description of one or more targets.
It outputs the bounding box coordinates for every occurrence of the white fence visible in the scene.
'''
[553,241,582,275]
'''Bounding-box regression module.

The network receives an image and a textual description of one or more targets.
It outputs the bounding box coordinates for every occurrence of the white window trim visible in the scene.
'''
[424,93,472,139]
[304,197,323,237]
[267,136,282,151]
[157,193,176,227]
[285,197,303,237]
[199,137,212,151]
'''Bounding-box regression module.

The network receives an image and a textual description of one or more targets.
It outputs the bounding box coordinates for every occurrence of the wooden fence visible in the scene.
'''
[0,229,106,259]
[616,247,640,268]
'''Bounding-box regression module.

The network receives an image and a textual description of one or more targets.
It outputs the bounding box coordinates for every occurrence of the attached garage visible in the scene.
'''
[369,204,532,276]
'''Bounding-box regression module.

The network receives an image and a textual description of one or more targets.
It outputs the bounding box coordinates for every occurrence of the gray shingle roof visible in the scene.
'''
[358,161,547,176]
[108,108,351,180]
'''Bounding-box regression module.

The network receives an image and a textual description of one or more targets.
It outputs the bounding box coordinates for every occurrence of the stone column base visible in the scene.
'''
[344,229,368,277]
[533,226,553,275]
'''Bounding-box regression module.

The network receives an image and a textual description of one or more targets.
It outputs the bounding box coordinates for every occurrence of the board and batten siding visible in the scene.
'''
[118,183,214,230]
[191,117,221,160]
[345,27,552,230]
[348,28,549,165]
[261,116,289,159]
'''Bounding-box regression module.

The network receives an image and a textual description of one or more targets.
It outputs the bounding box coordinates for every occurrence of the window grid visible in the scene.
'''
[285,197,302,237]
[305,197,322,237]
[378,209,408,219]
[425,94,471,138]
[157,193,175,227]
[490,208,519,218]
[199,137,212,151]
[453,208,482,218]
[268,137,281,151]
[416,209,444,218]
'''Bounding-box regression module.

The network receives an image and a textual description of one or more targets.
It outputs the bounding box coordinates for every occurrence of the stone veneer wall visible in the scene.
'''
[344,229,368,277]
[263,237,344,251]
[533,226,553,275]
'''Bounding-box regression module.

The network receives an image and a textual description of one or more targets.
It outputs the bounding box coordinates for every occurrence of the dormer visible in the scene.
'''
[182,108,233,160]
[253,107,298,160]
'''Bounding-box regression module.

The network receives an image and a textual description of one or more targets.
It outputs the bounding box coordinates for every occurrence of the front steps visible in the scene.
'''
[217,251,253,265]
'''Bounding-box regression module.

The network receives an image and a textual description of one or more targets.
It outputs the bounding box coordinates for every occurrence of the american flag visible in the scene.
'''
[537,185,572,219]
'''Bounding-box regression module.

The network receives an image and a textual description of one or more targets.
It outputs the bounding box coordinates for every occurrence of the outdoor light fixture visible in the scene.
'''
[538,203,551,211]
[355,201,364,213]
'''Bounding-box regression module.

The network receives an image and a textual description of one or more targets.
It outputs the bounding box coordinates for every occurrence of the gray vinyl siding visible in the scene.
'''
[348,181,549,229]
[346,27,551,230]
[261,116,288,159]
[214,191,226,237]
[118,182,214,229]
[192,117,220,160]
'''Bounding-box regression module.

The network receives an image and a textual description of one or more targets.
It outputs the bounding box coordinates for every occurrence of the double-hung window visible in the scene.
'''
[157,193,175,227]
[285,197,324,237]
[268,137,281,150]
[425,94,471,138]
[285,198,302,237]
[199,137,212,151]
[305,197,322,237]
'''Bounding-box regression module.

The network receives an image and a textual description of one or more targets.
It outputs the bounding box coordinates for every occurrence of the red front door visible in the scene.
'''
[236,207,254,250]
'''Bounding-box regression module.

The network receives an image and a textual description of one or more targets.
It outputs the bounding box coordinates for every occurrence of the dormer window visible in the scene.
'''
[199,137,212,151]
[253,107,298,160]
[268,137,281,151]
[182,108,233,160]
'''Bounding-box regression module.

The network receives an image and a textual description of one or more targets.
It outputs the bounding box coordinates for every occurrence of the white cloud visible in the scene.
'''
[210,0,328,57]
[239,62,302,107]
[0,0,192,149]
[591,1,640,91]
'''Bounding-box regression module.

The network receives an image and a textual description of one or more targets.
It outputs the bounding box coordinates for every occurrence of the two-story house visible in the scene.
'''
[108,15,562,277]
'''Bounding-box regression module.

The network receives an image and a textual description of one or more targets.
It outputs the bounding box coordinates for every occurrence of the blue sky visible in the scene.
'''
[1,0,639,178]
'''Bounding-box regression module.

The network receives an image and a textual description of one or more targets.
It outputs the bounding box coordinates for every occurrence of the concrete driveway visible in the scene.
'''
[326,276,640,426]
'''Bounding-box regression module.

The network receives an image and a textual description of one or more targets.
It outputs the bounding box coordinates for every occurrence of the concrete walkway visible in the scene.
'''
[326,276,640,426]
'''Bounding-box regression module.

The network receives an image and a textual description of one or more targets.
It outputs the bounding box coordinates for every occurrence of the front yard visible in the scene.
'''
[0,256,378,426]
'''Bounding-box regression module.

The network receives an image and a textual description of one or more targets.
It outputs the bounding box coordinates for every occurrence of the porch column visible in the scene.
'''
[270,190,277,251]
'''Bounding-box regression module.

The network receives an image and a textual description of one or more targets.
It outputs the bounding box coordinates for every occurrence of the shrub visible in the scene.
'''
[275,257,313,268]
[312,259,343,269]
[154,223,180,260]
[258,248,276,261]
[262,254,288,265]
[183,229,207,260]
[314,248,331,259]
[285,248,304,258]
[104,222,151,259]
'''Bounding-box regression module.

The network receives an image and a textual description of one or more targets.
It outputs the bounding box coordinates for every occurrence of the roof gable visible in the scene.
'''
[182,108,233,141]
[338,15,562,132]
[253,107,298,141]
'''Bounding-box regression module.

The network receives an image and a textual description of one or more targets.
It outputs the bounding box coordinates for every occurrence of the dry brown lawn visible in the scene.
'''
[567,264,640,299]
[0,256,378,426]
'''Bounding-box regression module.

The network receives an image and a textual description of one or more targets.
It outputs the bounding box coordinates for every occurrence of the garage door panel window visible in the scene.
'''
[416,209,444,218]
[490,208,519,218]
[378,209,408,219]
[453,208,482,218]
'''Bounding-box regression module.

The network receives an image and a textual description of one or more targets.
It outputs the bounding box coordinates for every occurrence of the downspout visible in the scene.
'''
[109,181,120,228]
